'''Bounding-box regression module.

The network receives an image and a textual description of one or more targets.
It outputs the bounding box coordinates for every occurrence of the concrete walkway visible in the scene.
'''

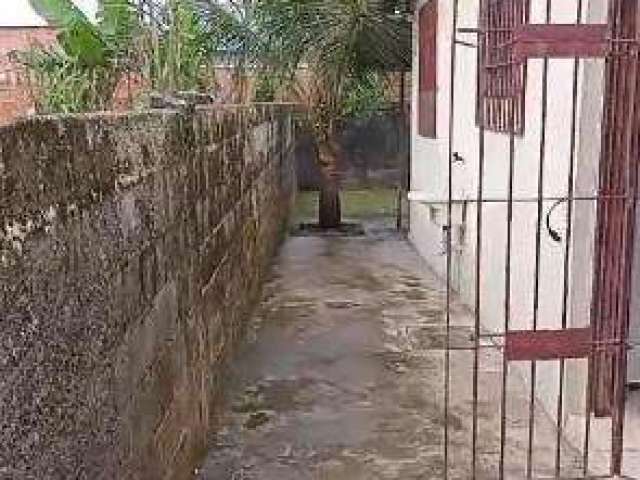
[196,227,585,479]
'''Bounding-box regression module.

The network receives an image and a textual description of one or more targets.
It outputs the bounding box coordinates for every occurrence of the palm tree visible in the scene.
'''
[256,0,410,228]
[198,0,411,228]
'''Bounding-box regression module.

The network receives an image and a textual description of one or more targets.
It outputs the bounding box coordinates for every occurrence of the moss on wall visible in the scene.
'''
[0,104,296,480]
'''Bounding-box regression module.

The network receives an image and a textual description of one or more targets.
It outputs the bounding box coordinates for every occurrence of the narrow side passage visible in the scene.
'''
[196,230,578,479]
[197,231,451,479]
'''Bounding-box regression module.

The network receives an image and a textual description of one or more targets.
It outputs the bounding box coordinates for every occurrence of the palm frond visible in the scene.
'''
[97,0,141,60]
[248,0,410,134]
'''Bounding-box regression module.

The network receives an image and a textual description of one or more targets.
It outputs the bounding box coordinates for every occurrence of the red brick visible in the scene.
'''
[0,26,57,124]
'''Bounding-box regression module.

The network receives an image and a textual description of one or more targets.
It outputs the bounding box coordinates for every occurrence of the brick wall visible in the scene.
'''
[0,27,58,125]
[0,104,296,479]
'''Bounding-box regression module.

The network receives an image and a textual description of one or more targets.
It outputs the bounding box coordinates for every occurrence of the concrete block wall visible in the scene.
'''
[0,104,296,479]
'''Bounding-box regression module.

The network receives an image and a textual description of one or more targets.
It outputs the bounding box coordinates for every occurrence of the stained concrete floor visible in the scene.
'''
[195,223,608,479]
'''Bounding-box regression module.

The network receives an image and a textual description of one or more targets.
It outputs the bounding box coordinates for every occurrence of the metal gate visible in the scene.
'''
[441,0,640,478]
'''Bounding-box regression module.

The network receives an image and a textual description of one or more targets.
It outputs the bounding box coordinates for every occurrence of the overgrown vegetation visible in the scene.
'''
[15,49,115,113]
[18,0,410,228]
[20,0,218,113]
[17,0,139,113]
[342,72,391,120]
[147,0,217,93]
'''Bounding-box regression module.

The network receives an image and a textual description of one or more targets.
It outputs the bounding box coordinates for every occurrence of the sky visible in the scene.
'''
[1,0,98,27]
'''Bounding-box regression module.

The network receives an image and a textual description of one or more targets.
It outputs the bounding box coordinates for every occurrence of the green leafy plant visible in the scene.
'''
[20,0,223,112]
[18,0,139,113]
[147,0,217,93]
[254,71,277,102]
[342,71,390,120]
[16,47,115,113]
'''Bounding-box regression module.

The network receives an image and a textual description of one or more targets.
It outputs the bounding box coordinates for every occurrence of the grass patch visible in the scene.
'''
[295,188,397,223]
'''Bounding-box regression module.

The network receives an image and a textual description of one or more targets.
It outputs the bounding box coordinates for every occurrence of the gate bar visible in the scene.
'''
[611,0,640,471]
[528,1,551,475]
[444,0,460,478]
[556,1,584,475]
[472,1,487,477]
[593,0,623,421]
[498,48,518,480]
[588,0,616,431]
[604,0,628,474]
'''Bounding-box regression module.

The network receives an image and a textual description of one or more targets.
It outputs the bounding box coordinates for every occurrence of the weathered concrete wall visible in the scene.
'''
[0,104,296,479]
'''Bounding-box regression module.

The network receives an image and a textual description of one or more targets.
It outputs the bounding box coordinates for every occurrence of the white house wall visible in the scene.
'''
[410,0,606,431]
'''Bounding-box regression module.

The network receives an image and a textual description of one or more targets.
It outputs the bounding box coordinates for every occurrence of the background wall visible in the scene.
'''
[0,104,296,479]
[296,108,409,191]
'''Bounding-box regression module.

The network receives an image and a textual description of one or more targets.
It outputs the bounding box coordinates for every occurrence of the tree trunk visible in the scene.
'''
[317,140,342,228]
[319,176,341,228]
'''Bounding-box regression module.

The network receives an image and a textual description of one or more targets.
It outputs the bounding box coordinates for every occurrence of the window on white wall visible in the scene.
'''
[418,0,437,138]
